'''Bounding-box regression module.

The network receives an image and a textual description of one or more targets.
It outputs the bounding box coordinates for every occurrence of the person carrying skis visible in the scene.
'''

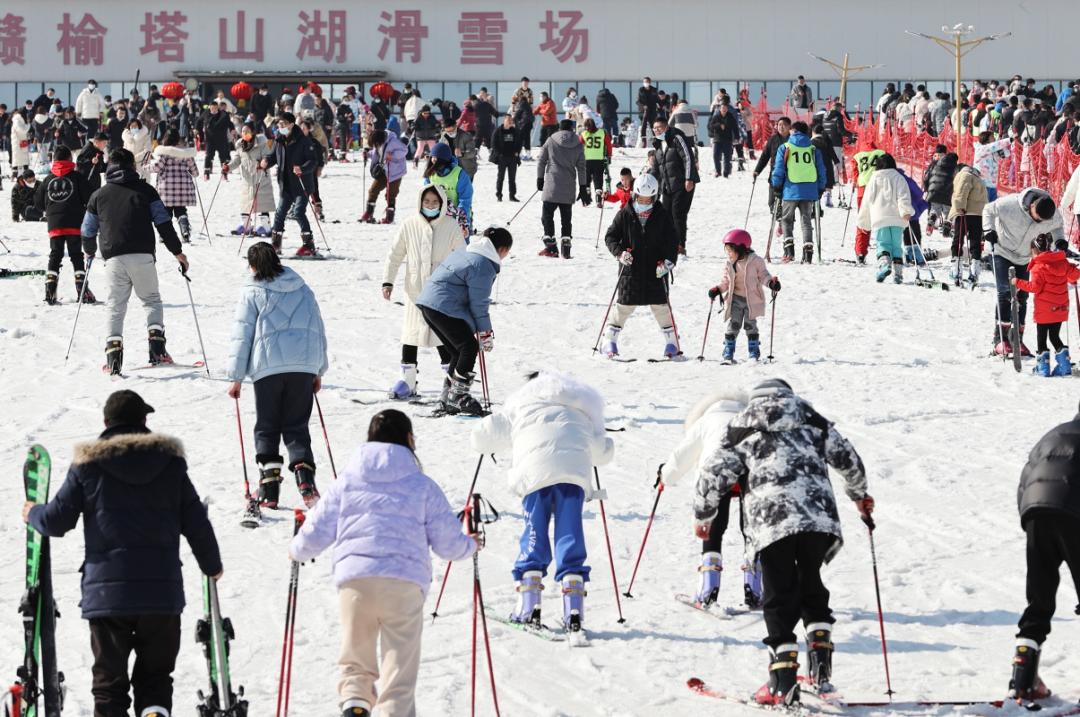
[225,242,329,509]
[470,372,615,639]
[415,226,513,416]
[223,122,274,237]
[695,378,873,706]
[148,130,199,244]
[658,386,765,610]
[23,389,222,717]
[707,229,780,363]
[260,112,320,257]
[1009,400,1080,701]
[537,118,590,259]
[290,409,480,717]
[771,121,827,264]
[856,153,914,284]
[34,145,96,306]
[600,172,680,359]
[360,128,407,225]
[1012,234,1080,376]
[382,184,465,404]
[423,142,474,236]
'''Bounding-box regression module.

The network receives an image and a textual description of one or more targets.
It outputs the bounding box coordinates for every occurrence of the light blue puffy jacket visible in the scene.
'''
[225,266,329,382]
[414,237,501,332]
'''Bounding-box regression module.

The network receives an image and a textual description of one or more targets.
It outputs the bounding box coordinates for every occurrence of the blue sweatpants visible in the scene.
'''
[875,226,904,260]
[513,484,590,582]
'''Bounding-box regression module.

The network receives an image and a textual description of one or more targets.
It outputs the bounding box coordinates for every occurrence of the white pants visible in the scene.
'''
[610,303,672,329]
[104,254,163,338]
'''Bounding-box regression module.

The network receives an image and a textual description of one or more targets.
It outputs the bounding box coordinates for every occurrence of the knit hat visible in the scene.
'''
[749,378,792,400]
[1034,196,1056,220]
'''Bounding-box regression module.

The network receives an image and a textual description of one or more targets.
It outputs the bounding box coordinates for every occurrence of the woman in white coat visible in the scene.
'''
[122,119,152,179]
[10,109,30,177]
[658,387,761,610]
[382,184,465,402]
[470,371,615,638]
[225,123,276,237]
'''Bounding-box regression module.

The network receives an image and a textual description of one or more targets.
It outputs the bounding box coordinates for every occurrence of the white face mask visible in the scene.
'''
[643,82,651,88]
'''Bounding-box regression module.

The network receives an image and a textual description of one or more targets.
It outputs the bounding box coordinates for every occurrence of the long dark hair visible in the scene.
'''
[247,241,284,281]
[368,409,414,449]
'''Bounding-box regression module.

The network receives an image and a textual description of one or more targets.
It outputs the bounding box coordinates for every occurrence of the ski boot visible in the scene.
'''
[509,194,520,202]
[231,219,250,236]
[74,270,96,303]
[203,169,211,181]
[722,338,736,364]
[782,238,795,263]
[271,231,283,255]
[941,220,952,238]
[140,707,170,717]
[748,338,761,361]
[446,373,486,416]
[805,623,835,692]
[749,149,757,161]
[856,253,866,265]
[743,558,763,609]
[44,271,59,305]
[595,189,603,206]
[293,462,320,507]
[1052,348,1073,377]
[105,336,124,376]
[255,215,271,238]
[360,202,376,223]
[754,644,800,706]
[1018,326,1032,357]
[893,260,904,285]
[1033,351,1051,377]
[437,363,452,410]
[994,323,1013,356]
[662,327,679,358]
[178,214,192,243]
[390,363,418,399]
[694,552,722,608]
[296,232,318,257]
[510,570,544,627]
[926,213,937,236]
[561,574,586,633]
[967,260,981,287]
[258,460,284,508]
[341,700,371,717]
[601,325,621,358]
[1008,639,1051,701]
[538,236,559,258]
[802,239,814,264]
[875,254,893,282]
[824,189,833,208]
[560,237,573,259]
[379,207,396,224]
[737,157,746,172]
[148,324,173,365]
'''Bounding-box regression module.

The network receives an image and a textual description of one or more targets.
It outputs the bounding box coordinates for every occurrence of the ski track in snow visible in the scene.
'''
[1,149,1077,715]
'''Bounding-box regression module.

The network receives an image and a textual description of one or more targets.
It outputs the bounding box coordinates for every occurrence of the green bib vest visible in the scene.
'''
[784,141,817,184]
[429,166,463,210]
[582,129,607,161]
[854,149,885,187]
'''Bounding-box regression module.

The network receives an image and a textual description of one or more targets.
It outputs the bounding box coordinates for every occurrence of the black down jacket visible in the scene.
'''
[604,201,679,305]
[1018,408,1080,526]
[922,153,958,206]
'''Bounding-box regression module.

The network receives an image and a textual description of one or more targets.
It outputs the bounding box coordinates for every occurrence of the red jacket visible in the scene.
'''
[532,99,557,127]
[604,184,633,208]
[1015,251,1080,324]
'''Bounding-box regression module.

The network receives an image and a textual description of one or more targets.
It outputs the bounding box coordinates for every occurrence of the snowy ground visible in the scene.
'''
[1,145,1078,716]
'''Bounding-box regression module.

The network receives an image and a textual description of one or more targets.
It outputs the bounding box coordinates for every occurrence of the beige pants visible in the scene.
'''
[338,577,425,716]
[610,303,672,329]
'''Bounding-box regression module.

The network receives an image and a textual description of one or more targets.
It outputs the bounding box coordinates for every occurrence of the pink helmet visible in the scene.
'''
[722,229,752,248]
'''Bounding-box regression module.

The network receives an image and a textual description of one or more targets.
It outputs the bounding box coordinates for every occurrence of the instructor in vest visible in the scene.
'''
[770,121,827,264]
[581,118,612,206]
[850,145,885,263]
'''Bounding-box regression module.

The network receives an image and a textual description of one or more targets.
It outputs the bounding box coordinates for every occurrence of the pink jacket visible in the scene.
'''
[718,253,773,321]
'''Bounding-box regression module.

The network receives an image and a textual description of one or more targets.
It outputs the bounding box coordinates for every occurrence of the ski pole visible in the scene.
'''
[201,171,225,235]
[467,494,501,717]
[298,175,332,253]
[864,517,895,699]
[179,267,211,376]
[955,215,966,287]
[814,200,824,263]
[697,298,715,361]
[475,337,491,410]
[237,170,266,256]
[591,266,624,354]
[235,398,252,500]
[0,235,9,252]
[505,189,539,226]
[664,278,682,355]
[63,256,93,362]
[313,394,337,480]
[766,293,778,362]
[743,178,756,230]
[988,249,1008,365]
[192,176,214,246]
[431,454,486,622]
[624,481,664,598]
[276,510,304,717]
[1074,284,1080,340]
[840,188,854,248]
[594,468,626,624]
[594,199,606,249]
[763,209,777,264]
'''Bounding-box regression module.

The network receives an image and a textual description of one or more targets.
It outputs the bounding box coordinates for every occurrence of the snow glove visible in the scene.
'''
[768,277,781,292]
[578,185,592,206]
[984,229,999,246]
[855,495,875,522]
[656,259,675,278]
[618,250,634,267]
[708,286,722,300]
[537,177,544,192]
[478,330,494,352]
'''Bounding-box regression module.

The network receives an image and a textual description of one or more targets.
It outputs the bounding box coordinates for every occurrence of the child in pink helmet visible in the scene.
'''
[708,229,781,362]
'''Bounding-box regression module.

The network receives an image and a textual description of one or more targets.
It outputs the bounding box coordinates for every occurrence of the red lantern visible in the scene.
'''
[161,82,184,101]
[369,81,395,102]
[307,81,322,97]
[231,81,253,109]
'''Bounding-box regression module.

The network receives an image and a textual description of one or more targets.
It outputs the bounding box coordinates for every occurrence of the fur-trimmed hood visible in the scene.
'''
[503,371,605,432]
[152,144,197,160]
[684,386,749,431]
[73,428,185,486]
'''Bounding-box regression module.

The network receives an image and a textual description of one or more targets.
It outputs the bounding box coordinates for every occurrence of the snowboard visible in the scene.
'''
[195,574,248,716]
[1008,267,1022,373]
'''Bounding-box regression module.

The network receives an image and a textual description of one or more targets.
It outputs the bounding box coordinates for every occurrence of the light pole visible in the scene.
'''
[808,52,882,106]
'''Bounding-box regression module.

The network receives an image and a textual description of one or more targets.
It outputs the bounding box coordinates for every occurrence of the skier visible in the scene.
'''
[223,122,274,237]
[415,226,513,416]
[335,96,356,161]
[23,389,222,717]
[200,102,233,180]
[922,146,957,236]
[54,107,87,152]
[580,117,612,206]
[949,163,988,284]
[382,184,465,403]
[290,409,480,717]
[33,145,96,305]
[81,148,189,374]
[856,153,914,284]
[771,121,827,263]
[490,112,522,202]
[470,372,615,638]
[695,378,873,706]
[411,105,439,168]
[423,142,474,235]
[850,144,885,263]
[983,189,1065,356]
[298,117,328,223]
[809,124,836,208]
[650,117,699,255]
[1012,234,1080,376]
[1009,401,1080,701]
[753,117,792,232]
[707,229,780,362]
[438,120,478,181]
[708,102,739,178]
[657,386,765,609]
[225,242,329,508]
[10,169,36,221]
[603,167,635,209]
[78,132,109,192]
[360,128,407,224]
[600,173,680,359]
[538,119,590,259]
[260,112,319,257]
[121,119,152,179]
[148,131,199,244]
[596,87,620,141]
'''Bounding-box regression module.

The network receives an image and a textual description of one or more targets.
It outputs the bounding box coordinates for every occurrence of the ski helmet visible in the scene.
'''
[722,229,752,248]
[633,173,659,198]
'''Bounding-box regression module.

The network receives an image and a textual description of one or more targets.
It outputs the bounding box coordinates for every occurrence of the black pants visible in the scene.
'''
[83,118,100,137]
[496,161,517,199]
[759,532,835,648]
[952,215,983,260]
[90,614,181,717]
[1036,323,1065,353]
[253,372,315,468]
[1018,513,1080,644]
[48,235,86,273]
[539,125,557,145]
[541,201,572,238]
[167,206,187,219]
[662,188,694,249]
[586,159,606,192]
[520,124,533,151]
[701,493,732,553]
[401,343,454,365]
[204,141,231,171]
[419,306,479,380]
[993,255,1030,329]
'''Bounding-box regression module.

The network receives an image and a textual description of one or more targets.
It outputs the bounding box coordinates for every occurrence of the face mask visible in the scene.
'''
[421,206,441,218]
[643,82,651,88]
[446,130,457,138]
[634,201,652,214]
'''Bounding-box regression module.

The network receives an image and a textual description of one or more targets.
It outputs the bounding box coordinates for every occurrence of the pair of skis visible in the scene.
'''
[195,574,247,716]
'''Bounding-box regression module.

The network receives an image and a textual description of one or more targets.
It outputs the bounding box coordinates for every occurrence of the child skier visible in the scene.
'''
[148,130,199,243]
[707,229,780,363]
[10,168,37,222]
[1012,234,1080,376]
[470,371,615,639]
[290,409,480,717]
[603,167,634,209]
[423,143,473,236]
[361,128,407,224]
[224,123,274,237]
[658,387,764,610]
[856,153,913,284]
[382,185,465,403]
[33,145,96,305]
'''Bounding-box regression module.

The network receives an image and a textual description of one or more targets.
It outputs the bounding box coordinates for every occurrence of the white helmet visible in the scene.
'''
[633,173,659,198]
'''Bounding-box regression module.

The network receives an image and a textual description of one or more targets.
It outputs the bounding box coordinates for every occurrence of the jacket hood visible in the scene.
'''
[503,372,606,431]
[787,132,812,147]
[105,164,140,185]
[153,145,197,159]
[1030,250,1070,271]
[553,130,581,148]
[246,265,306,291]
[416,183,450,216]
[73,427,185,486]
[960,165,982,179]
[343,442,421,483]
[51,160,75,177]
[467,236,502,266]
[684,386,749,430]
[739,390,810,432]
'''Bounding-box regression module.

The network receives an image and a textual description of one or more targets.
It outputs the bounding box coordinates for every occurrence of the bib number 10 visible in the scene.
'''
[790,149,813,164]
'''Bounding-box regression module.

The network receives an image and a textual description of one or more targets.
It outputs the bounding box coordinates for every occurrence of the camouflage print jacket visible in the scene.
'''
[694,390,867,563]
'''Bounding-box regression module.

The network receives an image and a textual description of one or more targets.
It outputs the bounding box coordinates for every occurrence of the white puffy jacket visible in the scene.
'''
[660,388,748,486]
[74,88,106,122]
[856,168,914,231]
[470,372,614,500]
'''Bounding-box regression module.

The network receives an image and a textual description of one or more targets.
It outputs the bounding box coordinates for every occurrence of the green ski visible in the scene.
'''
[14,445,51,717]
[195,574,247,716]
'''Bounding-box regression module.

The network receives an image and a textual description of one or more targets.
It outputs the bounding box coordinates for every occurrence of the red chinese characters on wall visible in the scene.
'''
[57,13,108,66]
[140,11,188,63]
[377,11,428,64]
[458,12,507,65]
[219,10,264,62]
[296,10,346,63]
[539,10,588,63]
[0,14,26,66]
